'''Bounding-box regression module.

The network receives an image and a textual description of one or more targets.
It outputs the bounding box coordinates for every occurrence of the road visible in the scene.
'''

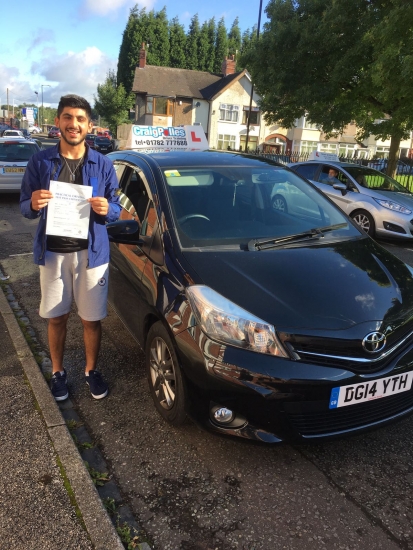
[2,151,413,549]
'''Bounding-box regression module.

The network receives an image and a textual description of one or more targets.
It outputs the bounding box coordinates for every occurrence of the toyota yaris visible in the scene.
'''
[106,150,413,444]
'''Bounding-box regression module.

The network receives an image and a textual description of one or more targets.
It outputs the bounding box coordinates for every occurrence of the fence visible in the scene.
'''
[252,151,413,192]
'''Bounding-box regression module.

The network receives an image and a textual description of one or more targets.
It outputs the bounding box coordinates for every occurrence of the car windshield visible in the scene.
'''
[0,142,39,162]
[345,166,411,193]
[162,164,360,247]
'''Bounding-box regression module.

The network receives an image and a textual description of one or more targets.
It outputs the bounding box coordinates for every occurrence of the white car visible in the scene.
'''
[3,129,24,138]
[29,126,41,134]
[0,137,41,192]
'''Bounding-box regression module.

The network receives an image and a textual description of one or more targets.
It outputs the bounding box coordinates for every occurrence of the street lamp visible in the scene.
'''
[34,91,39,126]
[41,84,51,130]
[245,0,263,152]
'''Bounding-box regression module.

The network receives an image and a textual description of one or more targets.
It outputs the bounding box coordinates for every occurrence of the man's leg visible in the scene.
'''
[81,318,102,373]
[48,313,70,373]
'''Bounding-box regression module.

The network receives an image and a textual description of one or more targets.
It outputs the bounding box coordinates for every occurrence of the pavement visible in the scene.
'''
[0,276,126,549]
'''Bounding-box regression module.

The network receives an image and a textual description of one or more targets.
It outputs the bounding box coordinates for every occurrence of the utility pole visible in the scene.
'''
[41,84,51,130]
[7,88,9,124]
[245,0,263,153]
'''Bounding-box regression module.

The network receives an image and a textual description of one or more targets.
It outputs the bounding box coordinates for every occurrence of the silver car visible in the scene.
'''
[289,160,413,239]
[0,138,41,192]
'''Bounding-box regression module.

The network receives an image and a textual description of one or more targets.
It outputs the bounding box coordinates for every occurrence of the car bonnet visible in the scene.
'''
[182,237,413,334]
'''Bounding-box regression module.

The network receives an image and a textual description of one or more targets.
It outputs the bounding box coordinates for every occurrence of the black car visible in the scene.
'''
[106,149,413,444]
[94,136,113,154]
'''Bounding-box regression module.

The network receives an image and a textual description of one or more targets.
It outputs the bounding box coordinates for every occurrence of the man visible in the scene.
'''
[20,94,121,401]
[323,167,341,184]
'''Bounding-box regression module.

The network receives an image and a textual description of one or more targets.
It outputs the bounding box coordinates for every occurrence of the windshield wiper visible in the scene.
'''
[248,223,348,251]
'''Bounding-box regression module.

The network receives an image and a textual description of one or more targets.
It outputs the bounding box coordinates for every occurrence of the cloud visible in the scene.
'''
[28,28,56,51]
[80,0,154,17]
[31,46,117,105]
[355,293,375,310]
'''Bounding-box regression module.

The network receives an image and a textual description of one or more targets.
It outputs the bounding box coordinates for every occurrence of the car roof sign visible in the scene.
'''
[125,125,209,151]
[308,151,339,162]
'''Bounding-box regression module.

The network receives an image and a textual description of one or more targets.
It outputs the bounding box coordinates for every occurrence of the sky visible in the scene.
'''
[0,0,266,111]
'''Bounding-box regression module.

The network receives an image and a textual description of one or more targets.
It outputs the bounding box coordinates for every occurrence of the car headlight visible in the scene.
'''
[374,198,412,214]
[186,285,288,357]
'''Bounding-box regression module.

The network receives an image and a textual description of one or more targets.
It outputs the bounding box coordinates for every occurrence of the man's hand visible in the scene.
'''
[88,197,109,216]
[31,189,53,211]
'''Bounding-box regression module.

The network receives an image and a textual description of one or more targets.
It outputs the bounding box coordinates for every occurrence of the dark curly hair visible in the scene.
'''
[57,94,92,120]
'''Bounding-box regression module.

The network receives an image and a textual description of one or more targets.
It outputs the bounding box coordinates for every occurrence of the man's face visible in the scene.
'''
[329,169,338,178]
[55,107,93,147]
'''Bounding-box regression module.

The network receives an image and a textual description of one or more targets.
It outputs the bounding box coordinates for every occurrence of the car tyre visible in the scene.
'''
[271,194,288,213]
[350,210,375,236]
[145,321,187,426]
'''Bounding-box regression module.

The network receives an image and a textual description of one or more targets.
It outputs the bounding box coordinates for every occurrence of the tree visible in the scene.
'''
[185,14,200,70]
[169,16,186,68]
[227,17,241,59]
[146,8,170,67]
[214,17,228,73]
[241,0,413,175]
[206,18,217,73]
[117,6,147,94]
[198,21,211,72]
[94,70,133,135]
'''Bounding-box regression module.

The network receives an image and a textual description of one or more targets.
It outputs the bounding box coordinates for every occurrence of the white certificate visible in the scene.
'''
[46,180,92,239]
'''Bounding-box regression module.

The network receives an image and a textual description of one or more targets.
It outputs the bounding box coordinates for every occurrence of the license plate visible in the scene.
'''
[329,371,413,409]
[4,167,25,173]
[100,148,107,151]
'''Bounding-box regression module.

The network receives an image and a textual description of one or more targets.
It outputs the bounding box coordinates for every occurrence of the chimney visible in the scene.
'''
[221,55,236,76]
[139,43,147,69]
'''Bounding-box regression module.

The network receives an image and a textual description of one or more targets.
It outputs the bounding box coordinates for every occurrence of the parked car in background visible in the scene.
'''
[0,137,41,192]
[29,125,41,134]
[3,129,24,138]
[289,159,413,239]
[98,130,112,140]
[93,136,113,154]
[0,124,12,136]
[85,133,96,148]
[48,127,61,138]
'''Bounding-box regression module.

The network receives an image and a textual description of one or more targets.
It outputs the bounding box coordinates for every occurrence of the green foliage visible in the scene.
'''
[84,461,110,486]
[228,17,242,58]
[214,17,228,73]
[186,14,200,70]
[241,0,413,171]
[206,18,217,73]
[169,16,186,68]
[94,70,134,136]
[198,21,211,72]
[146,8,170,66]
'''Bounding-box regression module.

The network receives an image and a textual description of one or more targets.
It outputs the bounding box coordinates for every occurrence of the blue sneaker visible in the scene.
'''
[85,370,108,400]
[50,370,68,401]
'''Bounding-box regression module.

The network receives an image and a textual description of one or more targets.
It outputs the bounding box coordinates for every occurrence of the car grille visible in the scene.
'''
[283,325,413,374]
[287,389,413,437]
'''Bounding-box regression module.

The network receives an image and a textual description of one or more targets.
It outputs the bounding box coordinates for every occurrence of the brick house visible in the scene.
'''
[127,44,265,152]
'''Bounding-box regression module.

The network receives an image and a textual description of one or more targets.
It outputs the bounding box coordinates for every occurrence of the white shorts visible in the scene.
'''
[39,250,108,321]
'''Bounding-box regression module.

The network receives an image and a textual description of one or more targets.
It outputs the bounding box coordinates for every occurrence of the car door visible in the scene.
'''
[312,164,358,215]
[108,158,159,344]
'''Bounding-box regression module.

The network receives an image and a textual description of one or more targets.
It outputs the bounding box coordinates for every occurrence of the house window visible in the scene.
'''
[219,104,239,123]
[240,135,258,151]
[217,134,236,150]
[300,141,319,154]
[242,107,259,125]
[146,97,173,116]
[303,117,319,130]
[319,142,338,154]
[339,144,356,157]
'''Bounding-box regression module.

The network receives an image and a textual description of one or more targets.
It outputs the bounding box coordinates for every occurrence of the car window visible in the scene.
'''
[0,142,39,162]
[293,163,320,181]
[345,166,410,192]
[120,168,157,239]
[162,165,360,247]
[318,165,348,186]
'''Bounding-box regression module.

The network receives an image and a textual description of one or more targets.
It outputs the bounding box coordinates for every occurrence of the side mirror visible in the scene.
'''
[106,220,144,245]
[333,183,347,194]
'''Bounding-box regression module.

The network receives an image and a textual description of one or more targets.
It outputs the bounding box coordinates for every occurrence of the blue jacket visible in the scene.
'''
[20,143,121,267]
